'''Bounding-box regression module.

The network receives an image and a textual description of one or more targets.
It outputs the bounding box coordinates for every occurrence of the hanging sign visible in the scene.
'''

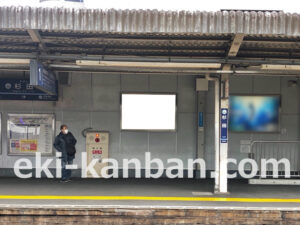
[30,59,57,95]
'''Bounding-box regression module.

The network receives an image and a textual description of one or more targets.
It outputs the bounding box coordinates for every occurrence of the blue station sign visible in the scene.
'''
[0,79,58,101]
[220,108,228,143]
[30,59,57,95]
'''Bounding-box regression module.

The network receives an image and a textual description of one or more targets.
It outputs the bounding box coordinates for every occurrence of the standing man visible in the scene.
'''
[53,124,77,182]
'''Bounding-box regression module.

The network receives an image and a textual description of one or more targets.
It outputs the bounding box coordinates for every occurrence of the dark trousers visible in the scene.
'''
[61,158,73,180]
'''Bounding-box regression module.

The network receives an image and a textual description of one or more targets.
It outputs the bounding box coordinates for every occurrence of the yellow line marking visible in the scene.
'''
[0,195,300,203]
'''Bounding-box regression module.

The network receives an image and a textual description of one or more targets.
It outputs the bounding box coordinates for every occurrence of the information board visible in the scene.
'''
[7,113,55,156]
[30,59,57,95]
[0,79,58,101]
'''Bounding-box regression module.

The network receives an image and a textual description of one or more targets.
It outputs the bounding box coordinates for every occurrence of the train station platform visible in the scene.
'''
[0,178,300,208]
[0,178,300,224]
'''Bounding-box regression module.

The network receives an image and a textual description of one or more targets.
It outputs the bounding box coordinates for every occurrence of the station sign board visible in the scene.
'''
[220,108,228,143]
[30,59,57,95]
[0,79,58,101]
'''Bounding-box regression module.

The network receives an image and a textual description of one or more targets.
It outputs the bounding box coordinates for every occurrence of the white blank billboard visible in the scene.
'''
[121,94,176,130]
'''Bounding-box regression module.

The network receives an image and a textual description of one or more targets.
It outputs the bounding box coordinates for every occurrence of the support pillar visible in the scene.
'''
[210,71,229,194]
[213,77,220,193]
[218,73,229,194]
[206,73,229,194]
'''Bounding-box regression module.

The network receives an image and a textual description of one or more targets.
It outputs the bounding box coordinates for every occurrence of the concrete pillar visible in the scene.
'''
[210,73,229,194]
[206,74,229,194]
[218,74,229,194]
[213,78,220,192]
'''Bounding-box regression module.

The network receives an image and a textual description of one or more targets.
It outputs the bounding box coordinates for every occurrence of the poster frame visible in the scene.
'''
[228,94,281,133]
[7,113,55,156]
[120,92,178,132]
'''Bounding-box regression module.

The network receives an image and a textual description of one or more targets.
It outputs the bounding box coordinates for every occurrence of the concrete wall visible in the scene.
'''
[205,75,300,170]
[0,72,299,172]
[0,72,197,169]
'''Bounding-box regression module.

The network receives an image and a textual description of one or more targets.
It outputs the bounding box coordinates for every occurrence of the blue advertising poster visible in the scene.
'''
[30,59,57,95]
[0,79,58,101]
[220,108,228,143]
[229,96,280,132]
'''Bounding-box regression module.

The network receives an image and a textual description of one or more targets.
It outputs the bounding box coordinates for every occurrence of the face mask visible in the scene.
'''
[64,129,69,134]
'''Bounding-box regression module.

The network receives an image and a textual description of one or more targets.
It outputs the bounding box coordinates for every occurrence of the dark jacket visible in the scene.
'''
[53,132,77,161]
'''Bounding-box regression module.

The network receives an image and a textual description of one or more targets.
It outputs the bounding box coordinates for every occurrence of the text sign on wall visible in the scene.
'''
[220,108,228,143]
[30,59,57,95]
[0,79,58,101]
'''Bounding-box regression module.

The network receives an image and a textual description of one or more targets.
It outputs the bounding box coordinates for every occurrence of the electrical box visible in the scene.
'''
[240,140,251,153]
[196,78,208,91]
[86,131,109,178]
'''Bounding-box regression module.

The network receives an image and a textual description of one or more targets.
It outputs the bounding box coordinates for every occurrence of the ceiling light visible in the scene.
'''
[261,64,300,71]
[76,60,222,69]
[0,58,30,64]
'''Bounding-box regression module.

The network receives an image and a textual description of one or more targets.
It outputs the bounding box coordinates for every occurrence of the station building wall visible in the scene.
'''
[0,72,298,173]
[205,75,300,170]
[0,72,197,170]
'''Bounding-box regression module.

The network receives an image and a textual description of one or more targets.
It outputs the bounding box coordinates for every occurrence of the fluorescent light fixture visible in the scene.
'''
[261,64,300,71]
[76,60,221,69]
[0,58,30,64]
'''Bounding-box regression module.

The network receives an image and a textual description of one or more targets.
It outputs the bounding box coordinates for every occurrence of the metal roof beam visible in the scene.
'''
[222,64,231,72]
[228,34,244,57]
[2,52,300,65]
[27,29,46,51]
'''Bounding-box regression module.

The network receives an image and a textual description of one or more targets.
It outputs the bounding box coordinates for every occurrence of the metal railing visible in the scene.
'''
[250,140,300,178]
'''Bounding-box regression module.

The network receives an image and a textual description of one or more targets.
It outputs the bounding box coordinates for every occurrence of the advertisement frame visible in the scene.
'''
[7,113,55,156]
[229,94,281,134]
[120,92,178,132]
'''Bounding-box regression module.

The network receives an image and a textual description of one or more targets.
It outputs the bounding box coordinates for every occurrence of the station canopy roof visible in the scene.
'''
[1,6,300,75]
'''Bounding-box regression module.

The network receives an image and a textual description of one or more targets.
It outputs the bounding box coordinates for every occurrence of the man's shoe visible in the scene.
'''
[60,179,68,183]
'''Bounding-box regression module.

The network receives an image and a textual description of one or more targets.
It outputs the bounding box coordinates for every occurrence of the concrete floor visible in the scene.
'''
[1,178,300,210]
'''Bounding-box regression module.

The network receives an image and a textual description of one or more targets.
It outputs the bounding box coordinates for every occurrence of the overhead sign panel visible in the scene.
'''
[30,59,57,95]
[0,79,58,101]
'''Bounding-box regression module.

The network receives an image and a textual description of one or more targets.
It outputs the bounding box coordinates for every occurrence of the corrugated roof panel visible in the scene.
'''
[1,6,300,36]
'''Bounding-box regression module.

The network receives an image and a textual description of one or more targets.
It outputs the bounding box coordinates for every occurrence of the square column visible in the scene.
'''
[215,74,229,194]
